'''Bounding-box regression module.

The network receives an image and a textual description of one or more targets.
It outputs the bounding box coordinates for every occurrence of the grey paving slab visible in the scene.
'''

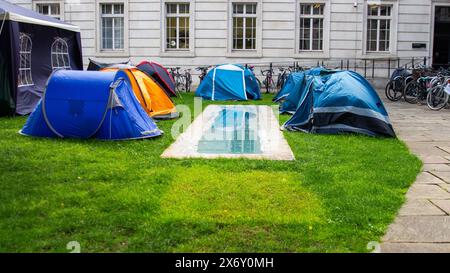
[383,216,450,243]
[415,172,446,184]
[406,184,450,199]
[431,172,450,183]
[440,147,450,154]
[422,164,450,172]
[380,243,450,253]
[418,156,450,164]
[398,199,446,216]
[431,200,450,215]
[406,145,449,157]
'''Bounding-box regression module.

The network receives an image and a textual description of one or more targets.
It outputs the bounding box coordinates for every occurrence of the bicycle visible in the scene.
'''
[169,67,189,94]
[184,68,192,92]
[261,67,275,94]
[403,67,442,104]
[385,68,412,101]
[276,67,292,90]
[426,79,450,110]
[196,66,210,84]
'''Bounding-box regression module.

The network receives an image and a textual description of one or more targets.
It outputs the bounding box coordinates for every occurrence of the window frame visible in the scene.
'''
[95,0,129,57]
[363,0,398,56]
[51,37,71,70]
[165,3,191,51]
[366,4,392,53]
[160,0,195,57]
[232,2,257,51]
[227,0,262,58]
[18,33,33,87]
[33,1,64,20]
[294,0,330,59]
[100,3,125,51]
[298,3,325,52]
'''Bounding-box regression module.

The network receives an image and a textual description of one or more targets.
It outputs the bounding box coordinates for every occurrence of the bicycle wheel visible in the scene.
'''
[427,85,449,110]
[403,81,421,104]
[176,76,186,93]
[385,80,402,101]
[185,74,192,92]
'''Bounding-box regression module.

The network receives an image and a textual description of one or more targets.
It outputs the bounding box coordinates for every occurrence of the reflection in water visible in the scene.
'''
[197,107,262,154]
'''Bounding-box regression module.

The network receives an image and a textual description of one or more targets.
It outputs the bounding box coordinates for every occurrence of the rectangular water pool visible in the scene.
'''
[197,107,261,154]
[161,105,294,160]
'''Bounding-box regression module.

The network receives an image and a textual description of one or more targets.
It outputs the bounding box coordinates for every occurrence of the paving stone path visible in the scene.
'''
[379,98,450,253]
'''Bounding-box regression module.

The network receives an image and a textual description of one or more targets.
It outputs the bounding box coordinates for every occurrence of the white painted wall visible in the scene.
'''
[8,0,440,80]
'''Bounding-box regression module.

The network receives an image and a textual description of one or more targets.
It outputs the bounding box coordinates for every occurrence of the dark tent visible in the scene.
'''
[137,61,177,97]
[87,58,131,71]
[0,0,83,116]
[282,71,396,137]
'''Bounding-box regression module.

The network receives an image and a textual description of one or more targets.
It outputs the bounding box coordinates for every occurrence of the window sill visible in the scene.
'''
[360,52,398,59]
[226,50,262,58]
[293,51,329,59]
[160,50,195,58]
[95,50,130,58]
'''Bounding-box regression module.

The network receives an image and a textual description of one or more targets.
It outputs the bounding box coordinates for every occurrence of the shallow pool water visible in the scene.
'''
[197,107,262,154]
[161,105,294,160]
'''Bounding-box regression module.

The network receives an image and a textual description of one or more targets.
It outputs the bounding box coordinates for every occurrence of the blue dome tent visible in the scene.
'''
[273,72,306,103]
[280,75,324,114]
[273,67,333,103]
[282,71,396,137]
[195,64,261,101]
[20,70,162,140]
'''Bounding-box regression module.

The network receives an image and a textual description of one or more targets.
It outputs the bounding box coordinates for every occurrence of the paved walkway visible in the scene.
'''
[379,97,450,253]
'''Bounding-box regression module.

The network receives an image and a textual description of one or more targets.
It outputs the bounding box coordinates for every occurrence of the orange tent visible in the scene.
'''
[101,67,178,119]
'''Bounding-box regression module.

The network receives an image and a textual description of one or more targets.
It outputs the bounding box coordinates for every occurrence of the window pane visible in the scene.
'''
[114,4,123,14]
[234,4,244,14]
[51,4,59,15]
[313,4,324,15]
[114,17,124,49]
[179,3,189,14]
[246,4,256,14]
[167,3,176,14]
[102,4,112,14]
[300,4,311,15]
[245,17,255,49]
[312,39,319,50]
[380,5,391,16]
[236,38,243,49]
[102,17,113,49]
[368,5,378,16]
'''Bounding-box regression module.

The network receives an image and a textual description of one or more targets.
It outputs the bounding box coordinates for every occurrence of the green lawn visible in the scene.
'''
[0,93,421,252]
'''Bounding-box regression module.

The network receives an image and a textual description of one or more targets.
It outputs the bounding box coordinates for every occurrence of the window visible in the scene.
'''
[18,33,33,87]
[299,3,324,51]
[232,3,257,50]
[367,4,392,52]
[166,3,190,50]
[51,38,70,70]
[36,3,61,20]
[100,3,124,50]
